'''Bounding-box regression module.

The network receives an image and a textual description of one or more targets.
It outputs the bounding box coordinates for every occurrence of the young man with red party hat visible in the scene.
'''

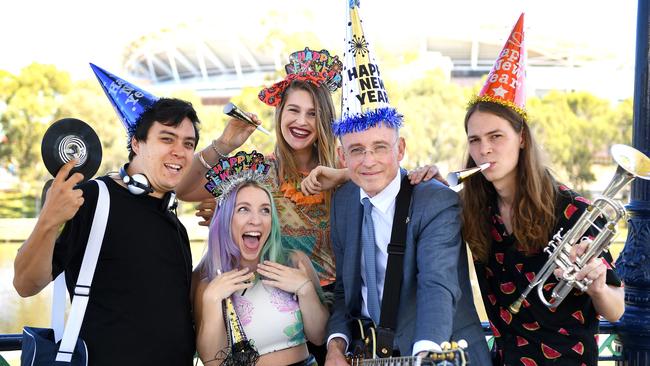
[324,1,490,365]
[460,13,624,365]
[14,64,201,365]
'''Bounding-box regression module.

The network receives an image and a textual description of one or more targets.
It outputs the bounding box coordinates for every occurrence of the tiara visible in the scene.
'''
[204,150,271,203]
[258,47,343,107]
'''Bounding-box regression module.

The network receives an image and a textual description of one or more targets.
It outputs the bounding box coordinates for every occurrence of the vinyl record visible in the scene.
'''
[41,118,102,181]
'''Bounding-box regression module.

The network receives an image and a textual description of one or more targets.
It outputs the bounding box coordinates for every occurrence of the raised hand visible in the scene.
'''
[195,198,217,227]
[202,268,254,305]
[215,113,262,153]
[300,166,348,195]
[408,164,447,185]
[41,159,85,227]
[256,260,313,297]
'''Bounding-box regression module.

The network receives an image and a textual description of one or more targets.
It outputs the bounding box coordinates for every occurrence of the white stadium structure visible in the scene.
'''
[119,4,634,104]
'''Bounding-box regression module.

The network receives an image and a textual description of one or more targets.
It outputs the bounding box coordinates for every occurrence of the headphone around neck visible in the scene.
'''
[119,163,154,195]
[118,163,178,212]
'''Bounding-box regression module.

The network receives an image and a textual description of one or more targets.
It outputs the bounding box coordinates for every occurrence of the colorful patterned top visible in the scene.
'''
[475,184,622,366]
[263,157,336,286]
[231,281,305,355]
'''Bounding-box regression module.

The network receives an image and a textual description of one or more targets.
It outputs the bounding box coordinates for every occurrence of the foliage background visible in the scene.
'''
[0,60,632,218]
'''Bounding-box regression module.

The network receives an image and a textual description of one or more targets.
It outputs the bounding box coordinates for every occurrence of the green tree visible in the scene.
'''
[57,80,126,177]
[528,91,621,193]
[612,98,633,145]
[393,69,467,170]
[0,64,72,184]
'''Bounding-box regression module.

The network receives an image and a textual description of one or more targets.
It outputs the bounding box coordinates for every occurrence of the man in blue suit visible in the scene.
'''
[325,2,489,363]
[324,121,491,365]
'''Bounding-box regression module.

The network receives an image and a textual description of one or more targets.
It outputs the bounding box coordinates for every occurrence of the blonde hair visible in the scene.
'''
[461,101,557,263]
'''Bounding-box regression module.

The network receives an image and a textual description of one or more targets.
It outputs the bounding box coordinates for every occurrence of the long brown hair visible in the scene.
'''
[461,101,557,263]
[273,80,337,184]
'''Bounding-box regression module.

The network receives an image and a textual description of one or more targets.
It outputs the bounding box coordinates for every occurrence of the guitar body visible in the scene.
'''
[347,318,469,366]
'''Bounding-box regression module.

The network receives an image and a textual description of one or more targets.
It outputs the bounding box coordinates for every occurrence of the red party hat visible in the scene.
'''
[471,13,527,120]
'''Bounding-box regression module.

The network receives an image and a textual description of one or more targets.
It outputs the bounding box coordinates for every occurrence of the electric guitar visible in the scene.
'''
[347,319,469,366]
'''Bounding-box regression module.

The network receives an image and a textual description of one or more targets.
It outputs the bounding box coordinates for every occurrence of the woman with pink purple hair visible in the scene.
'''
[194,151,328,366]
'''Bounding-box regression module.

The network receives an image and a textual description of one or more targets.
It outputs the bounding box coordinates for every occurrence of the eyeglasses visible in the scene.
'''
[344,138,399,162]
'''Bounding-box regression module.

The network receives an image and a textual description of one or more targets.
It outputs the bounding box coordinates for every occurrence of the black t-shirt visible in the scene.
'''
[475,185,622,366]
[52,176,195,366]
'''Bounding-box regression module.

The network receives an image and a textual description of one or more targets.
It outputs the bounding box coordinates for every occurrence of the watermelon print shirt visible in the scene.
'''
[474,185,622,366]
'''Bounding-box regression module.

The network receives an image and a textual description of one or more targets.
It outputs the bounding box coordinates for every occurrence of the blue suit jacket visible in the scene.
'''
[327,170,490,364]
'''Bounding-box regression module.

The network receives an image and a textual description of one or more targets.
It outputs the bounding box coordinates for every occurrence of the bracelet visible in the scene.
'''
[293,279,312,300]
[211,140,227,158]
[198,151,212,169]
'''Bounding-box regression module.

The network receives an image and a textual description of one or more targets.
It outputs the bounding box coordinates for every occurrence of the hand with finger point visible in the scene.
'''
[256,260,313,297]
[300,166,348,196]
[408,164,448,186]
[202,268,255,305]
[40,159,85,228]
[216,113,261,153]
[196,198,217,227]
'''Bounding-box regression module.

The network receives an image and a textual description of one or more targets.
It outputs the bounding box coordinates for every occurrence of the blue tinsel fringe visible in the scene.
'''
[332,107,403,136]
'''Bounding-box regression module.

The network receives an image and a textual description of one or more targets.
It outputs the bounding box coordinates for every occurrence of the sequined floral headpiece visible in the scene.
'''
[258,47,343,107]
[204,150,271,204]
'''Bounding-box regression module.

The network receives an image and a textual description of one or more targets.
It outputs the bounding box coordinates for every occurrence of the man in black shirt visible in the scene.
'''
[14,69,201,365]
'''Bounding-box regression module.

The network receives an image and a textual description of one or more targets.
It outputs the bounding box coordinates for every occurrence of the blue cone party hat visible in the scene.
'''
[332,0,402,137]
[90,63,159,138]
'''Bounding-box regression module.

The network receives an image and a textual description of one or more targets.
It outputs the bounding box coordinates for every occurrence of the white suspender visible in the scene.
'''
[52,179,110,363]
[51,273,67,342]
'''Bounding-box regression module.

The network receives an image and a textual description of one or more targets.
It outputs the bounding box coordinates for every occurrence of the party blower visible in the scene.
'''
[223,103,270,135]
[446,162,491,189]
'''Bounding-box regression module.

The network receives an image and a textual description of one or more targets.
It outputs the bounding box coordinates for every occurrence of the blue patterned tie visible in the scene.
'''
[361,197,380,324]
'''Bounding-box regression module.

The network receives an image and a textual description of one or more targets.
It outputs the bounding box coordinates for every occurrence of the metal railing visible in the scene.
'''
[0,321,623,363]
[480,320,623,362]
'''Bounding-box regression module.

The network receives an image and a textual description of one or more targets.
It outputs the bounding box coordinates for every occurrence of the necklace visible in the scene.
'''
[279,179,325,205]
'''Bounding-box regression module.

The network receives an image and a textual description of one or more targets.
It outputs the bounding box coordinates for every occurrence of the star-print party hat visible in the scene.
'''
[90,63,160,140]
[332,0,402,137]
[204,150,272,205]
[469,13,527,120]
[258,47,343,107]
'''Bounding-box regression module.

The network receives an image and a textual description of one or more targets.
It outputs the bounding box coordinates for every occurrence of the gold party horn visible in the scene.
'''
[223,102,271,135]
[447,162,491,187]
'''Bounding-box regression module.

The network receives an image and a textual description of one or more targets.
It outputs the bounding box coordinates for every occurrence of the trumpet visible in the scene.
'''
[447,162,491,190]
[509,144,650,313]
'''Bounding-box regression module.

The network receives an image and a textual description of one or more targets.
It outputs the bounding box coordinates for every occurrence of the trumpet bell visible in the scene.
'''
[611,144,650,181]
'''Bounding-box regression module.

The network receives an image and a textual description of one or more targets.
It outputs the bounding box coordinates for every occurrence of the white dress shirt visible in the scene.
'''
[328,171,440,356]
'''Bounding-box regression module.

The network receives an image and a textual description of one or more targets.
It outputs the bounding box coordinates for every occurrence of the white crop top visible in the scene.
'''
[231,281,306,355]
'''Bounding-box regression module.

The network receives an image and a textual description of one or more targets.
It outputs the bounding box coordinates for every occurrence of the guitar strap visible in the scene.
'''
[375,175,414,358]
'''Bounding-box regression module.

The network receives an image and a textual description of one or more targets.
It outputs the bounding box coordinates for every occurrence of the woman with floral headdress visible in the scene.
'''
[460,14,623,366]
[178,48,345,289]
[195,151,328,366]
